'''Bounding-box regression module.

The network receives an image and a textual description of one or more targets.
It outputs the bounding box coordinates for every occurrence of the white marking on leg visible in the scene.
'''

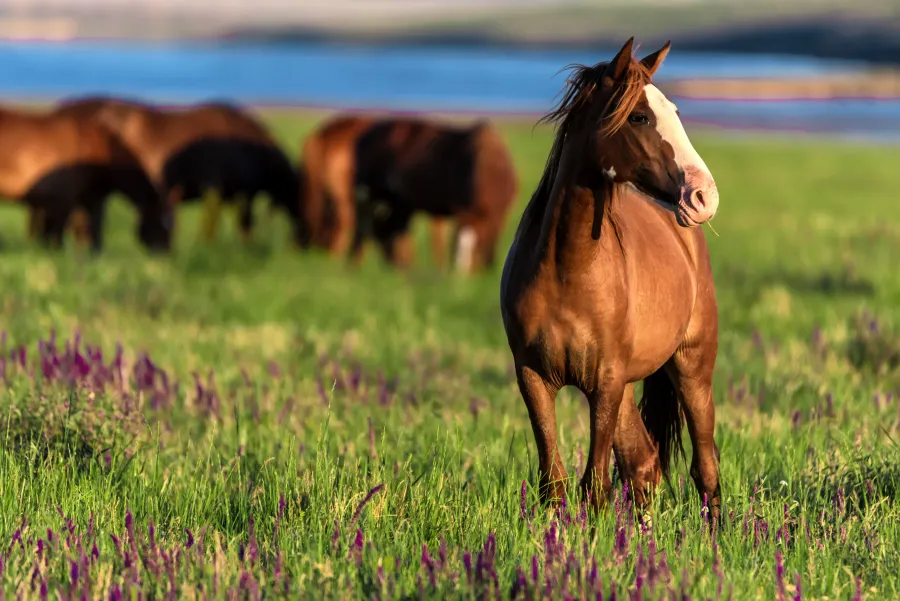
[455,226,476,273]
[603,166,616,180]
[644,84,711,178]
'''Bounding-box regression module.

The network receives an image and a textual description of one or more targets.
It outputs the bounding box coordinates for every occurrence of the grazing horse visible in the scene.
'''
[0,106,172,252]
[500,38,721,519]
[352,117,518,273]
[299,113,462,267]
[55,96,305,246]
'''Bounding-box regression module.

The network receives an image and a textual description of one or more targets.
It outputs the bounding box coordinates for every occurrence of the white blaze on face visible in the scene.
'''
[455,226,477,273]
[643,84,711,178]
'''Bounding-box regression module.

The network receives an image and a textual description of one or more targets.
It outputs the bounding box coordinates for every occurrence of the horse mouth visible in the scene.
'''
[674,208,700,228]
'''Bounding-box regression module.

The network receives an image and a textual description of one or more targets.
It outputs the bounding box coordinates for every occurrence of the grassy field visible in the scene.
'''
[0,113,898,600]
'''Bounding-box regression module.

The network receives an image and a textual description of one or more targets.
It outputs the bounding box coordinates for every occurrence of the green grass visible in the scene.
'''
[0,113,899,599]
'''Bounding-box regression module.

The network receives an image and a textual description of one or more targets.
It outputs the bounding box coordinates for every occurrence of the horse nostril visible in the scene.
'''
[692,189,705,208]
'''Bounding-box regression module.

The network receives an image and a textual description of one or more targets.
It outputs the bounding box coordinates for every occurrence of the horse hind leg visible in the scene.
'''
[517,365,567,505]
[453,223,478,274]
[613,383,662,508]
[454,218,501,275]
[429,217,449,272]
[664,353,721,526]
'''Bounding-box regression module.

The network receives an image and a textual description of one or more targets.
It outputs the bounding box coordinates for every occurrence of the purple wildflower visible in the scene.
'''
[331,521,341,554]
[520,480,528,521]
[348,529,364,564]
[775,551,786,601]
[351,484,385,524]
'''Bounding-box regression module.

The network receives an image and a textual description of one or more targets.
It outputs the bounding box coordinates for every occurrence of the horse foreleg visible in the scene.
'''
[348,202,372,267]
[373,206,414,270]
[84,201,107,254]
[235,193,253,244]
[581,376,626,511]
[475,222,502,273]
[69,207,94,250]
[27,206,45,241]
[199,189,223,243]
[383,230,415,270]
[166,186,183,239]
[429,218,449,271]
[41,210,68,251]
[349,231,367,267]
[517,365,567,505]
[330,186,358,255]
[612,383,662,509]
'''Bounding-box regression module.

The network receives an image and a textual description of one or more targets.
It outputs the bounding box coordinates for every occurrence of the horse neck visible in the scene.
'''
[108,160,160,214]
[522,144,615,268]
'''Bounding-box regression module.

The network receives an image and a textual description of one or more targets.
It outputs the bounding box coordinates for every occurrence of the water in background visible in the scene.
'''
[0,39,897,139]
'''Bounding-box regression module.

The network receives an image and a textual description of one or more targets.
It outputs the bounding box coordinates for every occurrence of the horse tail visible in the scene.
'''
[638,368,685,480]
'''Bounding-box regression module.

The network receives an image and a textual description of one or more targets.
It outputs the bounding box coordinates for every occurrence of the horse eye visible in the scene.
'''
[629,113,649,125]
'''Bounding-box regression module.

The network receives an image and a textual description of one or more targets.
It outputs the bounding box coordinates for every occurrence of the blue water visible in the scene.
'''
[0,39,897,139]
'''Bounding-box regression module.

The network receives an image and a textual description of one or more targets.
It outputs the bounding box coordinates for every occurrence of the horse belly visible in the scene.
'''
[0,146,59,199]
[624,271,695,382]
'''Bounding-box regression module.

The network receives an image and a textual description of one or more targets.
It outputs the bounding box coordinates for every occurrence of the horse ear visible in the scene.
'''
[640,41,671,77]
[608,37,635,80]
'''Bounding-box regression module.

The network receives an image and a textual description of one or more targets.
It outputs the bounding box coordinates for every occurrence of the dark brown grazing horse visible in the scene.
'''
[352,117,518,273]
[0,105,172,251]
[55,96,305,246]
[500,38,721,520]
[299,113,461,267]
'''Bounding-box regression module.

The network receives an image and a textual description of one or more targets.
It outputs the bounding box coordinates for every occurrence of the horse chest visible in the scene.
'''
[508,271,624,383]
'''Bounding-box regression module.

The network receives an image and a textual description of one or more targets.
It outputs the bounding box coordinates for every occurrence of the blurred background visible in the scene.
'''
[0,0,897,139]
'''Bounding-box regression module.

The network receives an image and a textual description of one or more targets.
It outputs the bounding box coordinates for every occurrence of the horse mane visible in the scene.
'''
[513,57,652,243]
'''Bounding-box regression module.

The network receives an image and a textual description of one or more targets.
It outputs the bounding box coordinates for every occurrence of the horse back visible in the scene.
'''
[0,108,124,199]
[355,118,481,216]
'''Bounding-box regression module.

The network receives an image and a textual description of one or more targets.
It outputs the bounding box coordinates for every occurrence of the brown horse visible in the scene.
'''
[0,105,172,251]
[298,114,375,254]
[299,113,458,267]
[500,38,721,520]
[352,117,518,273]
[55,96,305,246]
